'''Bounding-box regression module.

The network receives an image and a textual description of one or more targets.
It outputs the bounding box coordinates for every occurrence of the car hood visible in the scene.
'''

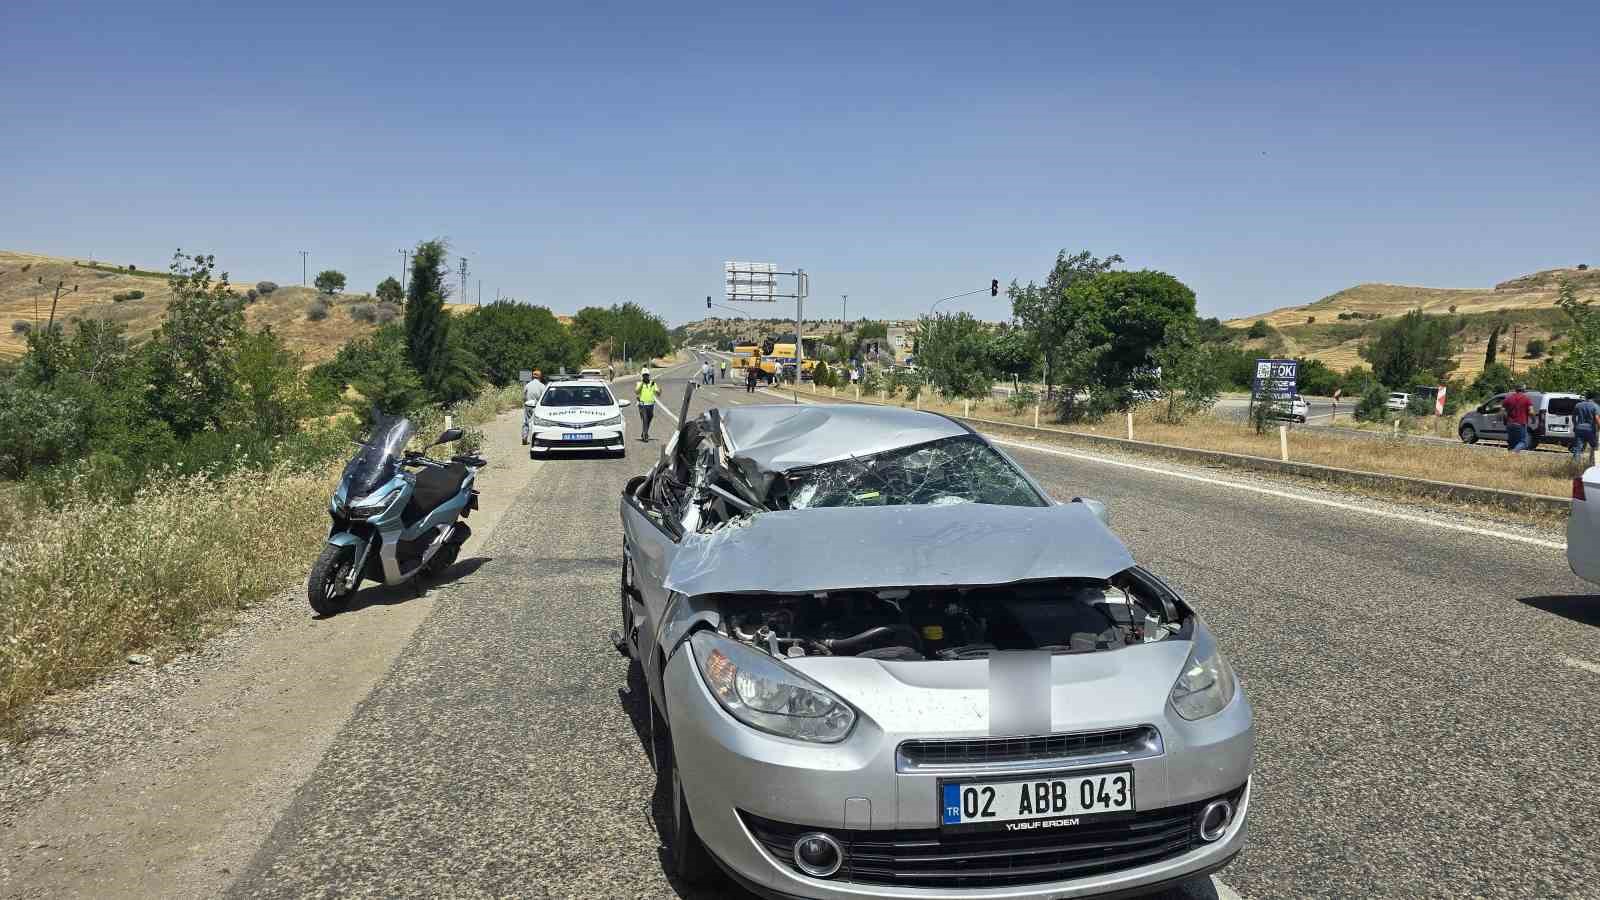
[536,405,618,422]
[787,642,1193,736]
[663,502,1134,596]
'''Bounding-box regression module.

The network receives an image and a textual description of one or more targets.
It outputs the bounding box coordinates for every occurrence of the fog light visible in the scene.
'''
[1198,799,1234,842]
[793,832,843,878]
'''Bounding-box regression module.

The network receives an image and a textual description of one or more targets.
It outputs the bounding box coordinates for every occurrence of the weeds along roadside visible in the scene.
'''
[0,383,523,737]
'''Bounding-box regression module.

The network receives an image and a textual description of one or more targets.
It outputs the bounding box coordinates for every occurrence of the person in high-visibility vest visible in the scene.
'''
[635,369,659,441]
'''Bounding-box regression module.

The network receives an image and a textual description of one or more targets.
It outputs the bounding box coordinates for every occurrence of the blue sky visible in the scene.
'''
[4,0,1597,324]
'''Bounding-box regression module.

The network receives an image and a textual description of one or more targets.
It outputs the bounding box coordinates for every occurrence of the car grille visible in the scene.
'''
[898,726,1161,771]
[741,787,1243,889]
[533,436,618,449]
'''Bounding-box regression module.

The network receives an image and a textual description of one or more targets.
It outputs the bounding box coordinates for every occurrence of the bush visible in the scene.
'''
[374,302,401,324]
[245,288,259,303]
[349,303,378,323]
[111,289,145,302]
[1247,320,1272,339]
[1407,393,1434,416]
[1306,316,1316,324]
[1006,385,1039,415]
[11,320,30,335]
[1525,337,1546,359]
[306,299,330,321]
[1355,382,1389,422]
[256,281,278,295]
[811,361,833,387]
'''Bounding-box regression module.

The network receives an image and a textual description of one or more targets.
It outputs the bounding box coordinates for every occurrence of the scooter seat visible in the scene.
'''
[405,463,469,522]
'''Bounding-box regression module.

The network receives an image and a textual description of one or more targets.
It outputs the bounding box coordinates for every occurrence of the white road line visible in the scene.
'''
[1563,656,1600,675]
[985,436,1568,552]
[1216,880,1246,900]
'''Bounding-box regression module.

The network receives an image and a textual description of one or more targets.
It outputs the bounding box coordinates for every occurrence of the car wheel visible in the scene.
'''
[1459,424,1478,444]
[1296,415,1306,423]
[667,745,717,884]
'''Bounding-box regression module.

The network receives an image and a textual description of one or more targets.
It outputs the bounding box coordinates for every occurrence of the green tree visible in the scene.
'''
[570,306,616,354]
[917,312,996,399]
[1524,337,1546,359]
[146,250,247,437]
[1008,249,1123,402]
[235,327,312,438]
[1294,357,1341,396]
[375,276,404,305]
[346,327,428,416]
[1528,278,1600,396]
[1484,323,1501,368]
[1358,309,1458,388]
[1247,320,1271,339]
[1354,382,1389,422]
[1152,321,1223,423]
[314,269,347,294]
[455,301,582,386]
[855,320,888,341]
[986,327,1039,382]
[402,239,479,402]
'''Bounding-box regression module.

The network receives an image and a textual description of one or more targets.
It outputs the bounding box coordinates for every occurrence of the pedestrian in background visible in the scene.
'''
[1572,392,1600,464]
[1503,384,1534,453]
[745,364,758,394]
[720,360,728,382]
[520,369,546,445]
[635,369,659,441]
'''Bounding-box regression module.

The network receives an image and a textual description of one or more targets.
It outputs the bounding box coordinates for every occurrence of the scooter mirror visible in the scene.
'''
[432,427,465,446]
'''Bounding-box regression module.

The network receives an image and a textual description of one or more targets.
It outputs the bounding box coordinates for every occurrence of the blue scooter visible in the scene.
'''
[309,413,486,616]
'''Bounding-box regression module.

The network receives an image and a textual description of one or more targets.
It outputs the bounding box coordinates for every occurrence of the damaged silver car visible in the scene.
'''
[614,402,1253,899]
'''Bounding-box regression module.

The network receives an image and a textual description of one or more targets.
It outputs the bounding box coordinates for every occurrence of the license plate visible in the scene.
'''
[562,433,593,441]
[940,769,1133,832]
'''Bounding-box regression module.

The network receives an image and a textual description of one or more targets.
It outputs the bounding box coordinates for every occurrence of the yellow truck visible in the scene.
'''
[730,345,760,374]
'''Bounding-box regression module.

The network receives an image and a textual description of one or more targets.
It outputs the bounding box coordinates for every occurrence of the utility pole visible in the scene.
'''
[458,257,469,305]
[299,250,309,286]
[45,279,78,330]
[1510,325,1520,374]
[795,269,807,382]
[477,279,482,306]
[398,249,409,293]
[841,293,848,330]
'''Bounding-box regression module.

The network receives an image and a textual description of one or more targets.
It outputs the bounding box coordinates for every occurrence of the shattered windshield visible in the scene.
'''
[783,435,1046,510]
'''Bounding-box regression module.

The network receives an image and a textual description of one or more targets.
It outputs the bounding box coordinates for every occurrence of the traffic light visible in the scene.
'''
[991,278,999,297]
[706,296,712,308]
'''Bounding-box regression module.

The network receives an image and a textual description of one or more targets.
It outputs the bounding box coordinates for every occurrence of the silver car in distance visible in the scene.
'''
[615,404,1253,899]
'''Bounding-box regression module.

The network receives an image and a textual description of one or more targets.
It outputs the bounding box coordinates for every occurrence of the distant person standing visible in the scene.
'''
[701,360,713,385]
[635,369,659,441]
[745,364,758,394]
[606,363,615,382]
[720,360,728,382]
[1572,392,1600,464]
[521,369,546,445]
[1503,384,1534,453]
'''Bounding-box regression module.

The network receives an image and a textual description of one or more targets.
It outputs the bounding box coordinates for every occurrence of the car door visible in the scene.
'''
[1479,394,1507,441]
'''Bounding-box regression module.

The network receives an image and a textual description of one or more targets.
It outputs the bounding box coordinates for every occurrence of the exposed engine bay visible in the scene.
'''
[715,572,1187,661]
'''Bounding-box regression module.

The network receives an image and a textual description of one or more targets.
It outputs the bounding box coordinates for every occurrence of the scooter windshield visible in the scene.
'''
[343,414,415,500]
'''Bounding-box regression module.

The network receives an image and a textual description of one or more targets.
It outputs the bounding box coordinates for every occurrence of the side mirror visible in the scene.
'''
[617,398,632,407]
[432,427,465,446]
[1071,497,1110,526]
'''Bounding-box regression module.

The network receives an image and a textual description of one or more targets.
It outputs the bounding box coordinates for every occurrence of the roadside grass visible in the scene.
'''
[786,382,1582,500]
[0,385,525,738]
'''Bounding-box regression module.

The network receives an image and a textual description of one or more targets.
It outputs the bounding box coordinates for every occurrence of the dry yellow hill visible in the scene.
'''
[1,250,383,364]
[1225,266,1600,377]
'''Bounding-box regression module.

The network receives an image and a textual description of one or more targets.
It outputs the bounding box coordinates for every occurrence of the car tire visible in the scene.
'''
[667,744,717,885]
[1296,416,1306,423]
[307,543,355,617]
[1459,424,1478,444]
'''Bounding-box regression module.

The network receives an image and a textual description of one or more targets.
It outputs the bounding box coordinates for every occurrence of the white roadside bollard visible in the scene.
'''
[445,414,453,430]
[964,398,970,417]
[1126,411,1134,441]
[1033,401,1041,429]
[1279,425,1288,462]
[1393,419,1400,437]
[855,385,860,400]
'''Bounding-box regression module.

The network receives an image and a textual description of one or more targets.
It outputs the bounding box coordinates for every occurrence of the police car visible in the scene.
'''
[527,378,630,458]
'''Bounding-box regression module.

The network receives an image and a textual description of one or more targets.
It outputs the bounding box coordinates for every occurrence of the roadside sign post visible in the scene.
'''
[1251,358,1299,421]
[725,262,809,392]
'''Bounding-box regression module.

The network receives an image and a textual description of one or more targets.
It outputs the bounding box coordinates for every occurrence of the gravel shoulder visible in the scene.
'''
[0,405,540,900]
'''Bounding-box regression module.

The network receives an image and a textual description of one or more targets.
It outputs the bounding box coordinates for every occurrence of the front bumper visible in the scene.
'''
[529,424,625,452]
[663,651,1254,900]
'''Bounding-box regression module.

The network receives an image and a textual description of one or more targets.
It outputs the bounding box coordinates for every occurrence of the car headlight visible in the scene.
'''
[349,482,401,518]
[528,414,564,427]
[595,414,623,426]
[689,631,856,743]
[1169,629,1237,721]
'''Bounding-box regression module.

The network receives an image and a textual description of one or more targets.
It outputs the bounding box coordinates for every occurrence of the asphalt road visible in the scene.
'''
[227,358,1600,899]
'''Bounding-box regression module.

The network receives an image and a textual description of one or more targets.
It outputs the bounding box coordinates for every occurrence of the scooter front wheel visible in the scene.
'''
[308,543,357,616]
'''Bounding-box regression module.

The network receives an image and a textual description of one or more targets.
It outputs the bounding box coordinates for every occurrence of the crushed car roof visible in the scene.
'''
[720,404,967,474]
[663,501,1134,596]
